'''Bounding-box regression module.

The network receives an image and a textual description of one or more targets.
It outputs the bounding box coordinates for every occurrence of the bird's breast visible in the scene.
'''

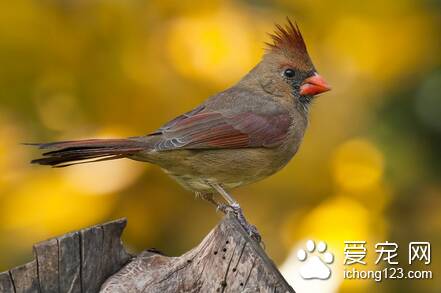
[153,147,298,193]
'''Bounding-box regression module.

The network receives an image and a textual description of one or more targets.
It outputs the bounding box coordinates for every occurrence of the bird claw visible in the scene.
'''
[219,203,262,243]
[216,203,229,213]
[245,223,262,243]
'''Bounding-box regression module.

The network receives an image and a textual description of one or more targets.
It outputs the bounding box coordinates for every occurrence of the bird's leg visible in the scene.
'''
[195,191,226,212]
[208,183,261,242]
[209,183,237,206]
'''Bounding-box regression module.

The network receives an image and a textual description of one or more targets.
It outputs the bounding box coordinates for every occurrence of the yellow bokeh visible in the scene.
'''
[325,15,434,81]
[1,174,116,239]
[0,117,28,188]
[166,8,262,85]
[282,196,376,252]
[63,158,146,195]
[332,138,384,191]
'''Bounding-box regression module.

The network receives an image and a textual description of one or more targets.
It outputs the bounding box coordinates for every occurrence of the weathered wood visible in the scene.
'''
[100,214,294,293]
[58,232,81,293]
[80,225,104,292]
[0,219,131,293]
[0,271,15,293]
[1,216,293,292]
[34,238,59,293]
[101,219,131,278]
[10,260,39,293]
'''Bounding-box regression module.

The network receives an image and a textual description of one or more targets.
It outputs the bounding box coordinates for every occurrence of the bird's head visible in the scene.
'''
[253,19,330,109]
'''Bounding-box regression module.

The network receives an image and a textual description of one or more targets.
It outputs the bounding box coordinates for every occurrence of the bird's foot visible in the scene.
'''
[220,203,261,243]
[216,203,230,214]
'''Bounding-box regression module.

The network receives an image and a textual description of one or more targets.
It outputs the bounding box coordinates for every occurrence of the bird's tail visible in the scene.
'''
[27,138,147,167]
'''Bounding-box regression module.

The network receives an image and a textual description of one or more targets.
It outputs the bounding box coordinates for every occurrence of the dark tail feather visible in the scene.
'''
[27,138,146,167]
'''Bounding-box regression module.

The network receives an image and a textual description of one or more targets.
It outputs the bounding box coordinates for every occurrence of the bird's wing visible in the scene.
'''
[149,106,291,151]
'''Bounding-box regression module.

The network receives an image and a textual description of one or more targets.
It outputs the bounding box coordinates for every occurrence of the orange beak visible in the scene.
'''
[299,73,331,96]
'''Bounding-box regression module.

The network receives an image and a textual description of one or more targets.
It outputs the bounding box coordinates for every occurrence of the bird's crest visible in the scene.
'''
[266,18,313,69]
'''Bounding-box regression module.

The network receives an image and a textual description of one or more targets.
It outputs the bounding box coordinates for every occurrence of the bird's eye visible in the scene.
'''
[283,68,295,78]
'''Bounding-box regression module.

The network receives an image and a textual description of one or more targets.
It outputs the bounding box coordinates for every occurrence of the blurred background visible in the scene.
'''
[0,0,440,292]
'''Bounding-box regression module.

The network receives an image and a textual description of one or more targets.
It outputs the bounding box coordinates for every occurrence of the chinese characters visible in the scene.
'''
[343,241,431,265]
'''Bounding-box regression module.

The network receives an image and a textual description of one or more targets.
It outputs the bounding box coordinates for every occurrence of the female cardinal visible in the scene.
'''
[30,19,330,241]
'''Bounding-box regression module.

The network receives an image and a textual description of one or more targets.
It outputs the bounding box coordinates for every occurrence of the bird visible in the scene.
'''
[29,19,330,241]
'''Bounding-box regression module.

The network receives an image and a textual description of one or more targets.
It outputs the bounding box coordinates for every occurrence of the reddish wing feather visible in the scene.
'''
[152,110,290,151]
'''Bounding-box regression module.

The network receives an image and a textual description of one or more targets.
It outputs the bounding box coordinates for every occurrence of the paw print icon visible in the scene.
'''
[297,240,334,280]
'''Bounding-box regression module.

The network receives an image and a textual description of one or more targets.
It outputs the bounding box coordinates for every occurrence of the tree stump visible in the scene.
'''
[0,219,131,293]
[0,215,294,293]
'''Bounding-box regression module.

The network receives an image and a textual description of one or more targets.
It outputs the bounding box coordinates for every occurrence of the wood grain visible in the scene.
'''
[100,214,294,293]
[0,271,15,293]
[0,216,293,293]
[0,219,131,293]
